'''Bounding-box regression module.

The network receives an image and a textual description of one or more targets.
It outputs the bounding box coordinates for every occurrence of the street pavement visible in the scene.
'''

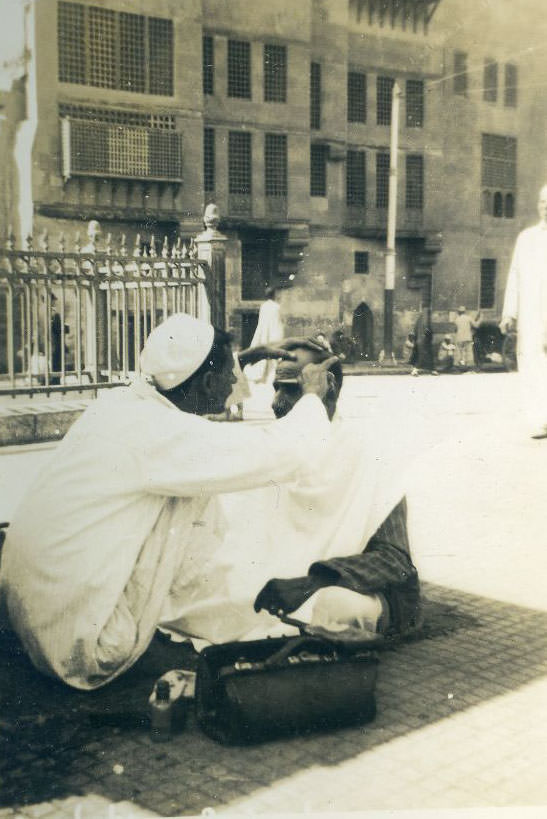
[1,371,547,817]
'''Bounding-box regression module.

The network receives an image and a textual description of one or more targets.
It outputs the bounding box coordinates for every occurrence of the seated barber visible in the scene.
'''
[0,315,336,690]
[253,338,423,639]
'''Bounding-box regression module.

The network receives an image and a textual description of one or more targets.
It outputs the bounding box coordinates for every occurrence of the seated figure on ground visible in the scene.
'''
[0,314,334,690]
[251,339,422,638]
[0,317,421,691]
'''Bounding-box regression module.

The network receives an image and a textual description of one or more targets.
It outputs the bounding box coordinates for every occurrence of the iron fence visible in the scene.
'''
[0,230,211,396]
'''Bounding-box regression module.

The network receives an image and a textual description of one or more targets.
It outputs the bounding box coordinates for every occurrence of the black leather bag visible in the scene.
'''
[195,616,381,745]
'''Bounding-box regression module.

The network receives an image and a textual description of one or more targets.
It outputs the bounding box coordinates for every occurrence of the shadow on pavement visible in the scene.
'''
[1,582,546,816]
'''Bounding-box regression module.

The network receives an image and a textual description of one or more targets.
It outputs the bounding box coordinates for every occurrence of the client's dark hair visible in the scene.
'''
[328,358,343,392]
[161,327,232,396]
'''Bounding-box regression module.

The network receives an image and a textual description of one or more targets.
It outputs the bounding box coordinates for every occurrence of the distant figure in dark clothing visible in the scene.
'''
[410,313,435,374]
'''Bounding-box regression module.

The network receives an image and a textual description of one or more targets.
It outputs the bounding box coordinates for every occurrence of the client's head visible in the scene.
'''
[140,313,235,416]
[272,338,343,421]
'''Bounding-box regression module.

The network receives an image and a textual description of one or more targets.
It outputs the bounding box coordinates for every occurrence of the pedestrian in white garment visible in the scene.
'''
[501,183,547,438]
[0,314,335,690]
[454,306,481,368]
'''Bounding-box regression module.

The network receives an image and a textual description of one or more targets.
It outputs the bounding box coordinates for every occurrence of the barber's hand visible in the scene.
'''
[254,575,325,615]
[278,337,331,353]
[300,356,339,401]
[237,344,297,368]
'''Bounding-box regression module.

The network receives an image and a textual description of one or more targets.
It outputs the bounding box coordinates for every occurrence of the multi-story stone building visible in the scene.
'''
[1,0,546,357]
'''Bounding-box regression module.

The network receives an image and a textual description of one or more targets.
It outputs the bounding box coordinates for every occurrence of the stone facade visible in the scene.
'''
[1,0,546,359]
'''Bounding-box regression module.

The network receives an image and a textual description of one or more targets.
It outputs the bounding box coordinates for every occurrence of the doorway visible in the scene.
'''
[352,302,374,360]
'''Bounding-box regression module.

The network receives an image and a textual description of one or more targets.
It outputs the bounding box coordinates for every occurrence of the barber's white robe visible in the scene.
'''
[502,222,547,427]
[0,380,330,690]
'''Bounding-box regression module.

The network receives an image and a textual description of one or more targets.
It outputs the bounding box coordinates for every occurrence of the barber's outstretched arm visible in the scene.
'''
[237,337,329,368]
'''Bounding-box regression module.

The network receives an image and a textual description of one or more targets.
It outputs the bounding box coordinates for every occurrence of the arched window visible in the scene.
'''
[493,192,503,217]
[505,193,514,218]
[482,189,492,215]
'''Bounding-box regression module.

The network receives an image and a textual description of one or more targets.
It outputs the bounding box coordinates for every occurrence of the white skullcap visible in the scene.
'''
[140,313,215,390]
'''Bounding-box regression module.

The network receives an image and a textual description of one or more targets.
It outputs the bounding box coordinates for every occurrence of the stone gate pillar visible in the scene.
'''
[195,204,227,330]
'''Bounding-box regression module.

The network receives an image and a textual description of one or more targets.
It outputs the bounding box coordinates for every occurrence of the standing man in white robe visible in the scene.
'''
[501,183,547,438]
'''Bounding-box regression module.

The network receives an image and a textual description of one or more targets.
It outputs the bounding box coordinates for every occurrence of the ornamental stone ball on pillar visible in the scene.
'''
[195,204,228,329]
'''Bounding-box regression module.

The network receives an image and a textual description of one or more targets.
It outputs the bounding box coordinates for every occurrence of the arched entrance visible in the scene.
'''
[352,302,374,360]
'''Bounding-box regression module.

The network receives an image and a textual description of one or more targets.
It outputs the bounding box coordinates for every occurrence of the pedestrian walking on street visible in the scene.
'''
[501,183,547,438]
[454,306,481,368]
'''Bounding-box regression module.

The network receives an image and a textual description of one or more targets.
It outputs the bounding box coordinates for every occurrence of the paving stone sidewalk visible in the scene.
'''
[1,581,547,817]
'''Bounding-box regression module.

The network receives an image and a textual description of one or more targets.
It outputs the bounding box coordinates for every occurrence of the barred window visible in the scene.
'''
[354,251,369,274]
[484,59,498,103]
[203,35,214,95]
[265,133,287,196]
[310,143,328,197]
[453,51,467,95]
[406,154,424,209]
[149,18,173,95]
[88,6,116,88]
[377,76,394,125]
[347,71,366,123]
[58,2,173,95]
[481,134,516,218]
[228,131,252,194]
[480,259,496,309]
[346,150,366,206]
[504,63,517,108]
[482,134,516,187]
[264,44,287,103]
[204,127,215,192]
[120,12,145,93]
[58,1,85,84]
[310,62,321,130]
[406,79,424,127]
[376,151,390,207]
[228,40,251,99]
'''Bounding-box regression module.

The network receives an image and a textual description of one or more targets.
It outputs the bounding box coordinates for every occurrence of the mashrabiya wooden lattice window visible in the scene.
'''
[264,44,287,103]
[265,134,288,197]
[59,105,181,181]
[58,1,173,95]
[228,40,251,99]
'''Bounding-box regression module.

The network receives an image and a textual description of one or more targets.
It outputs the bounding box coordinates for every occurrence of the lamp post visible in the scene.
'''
[383,81,402,362]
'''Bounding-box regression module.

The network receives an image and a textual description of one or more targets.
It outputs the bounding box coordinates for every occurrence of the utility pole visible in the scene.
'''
[383,81,402,362]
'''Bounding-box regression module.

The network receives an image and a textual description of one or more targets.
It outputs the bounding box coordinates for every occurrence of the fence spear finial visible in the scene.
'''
[74,232,81,254]
[162,236,169,258]
[39,229,49,252]
[150,234,157,258]
[133,233,141,257]
[105,233,112,255]
[6,226,15,250]
[25,233,33,251]
[120,233,127,256]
